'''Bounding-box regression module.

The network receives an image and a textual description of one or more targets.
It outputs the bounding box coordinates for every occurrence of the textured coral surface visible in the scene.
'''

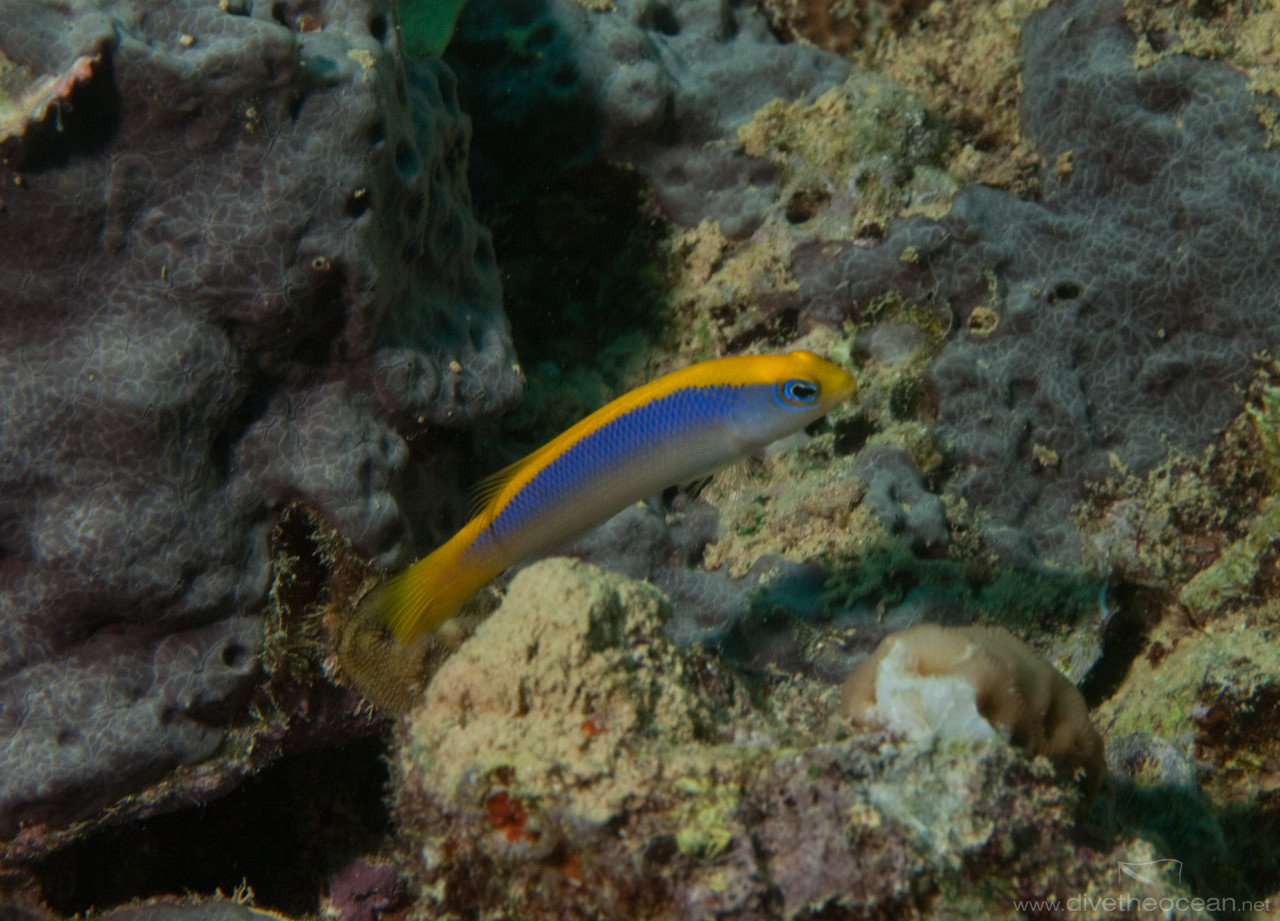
[787,0,1280,566]
[6,0,1280,915]
[393,559,1194,921]
[0,0,517,835]
[448,0,849,237]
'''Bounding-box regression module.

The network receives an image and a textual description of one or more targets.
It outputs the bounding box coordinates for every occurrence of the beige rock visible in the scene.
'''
[402,557,717,823]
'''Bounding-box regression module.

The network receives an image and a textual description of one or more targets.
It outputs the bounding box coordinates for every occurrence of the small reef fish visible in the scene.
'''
[364,350,857,644]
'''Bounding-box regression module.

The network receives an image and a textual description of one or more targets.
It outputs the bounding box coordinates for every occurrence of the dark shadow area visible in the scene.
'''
[1098,776,1280,921]
[486,161,670,375]
[445,0,603,212]
[1077,584,1164,708]
[441,0,669,383]
[33,735,392,917]
[1216,799,1280,913]
[3,54,122,172]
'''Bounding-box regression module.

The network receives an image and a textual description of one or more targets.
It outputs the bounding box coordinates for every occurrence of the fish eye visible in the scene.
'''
[776,378,820,409]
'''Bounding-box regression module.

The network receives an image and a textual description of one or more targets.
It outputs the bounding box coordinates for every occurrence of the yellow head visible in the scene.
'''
[706,350,856,450]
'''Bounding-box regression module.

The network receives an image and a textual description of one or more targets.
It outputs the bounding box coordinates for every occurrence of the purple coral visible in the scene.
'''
[790,0,1280,565]
[0,0,517,833]
[448,0,848,237]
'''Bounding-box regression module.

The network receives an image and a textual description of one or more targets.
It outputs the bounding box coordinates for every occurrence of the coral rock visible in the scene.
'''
[789,0,1280,565]
[394,560,1169,919]
[842,623,1105,793]
[448,0,848,237]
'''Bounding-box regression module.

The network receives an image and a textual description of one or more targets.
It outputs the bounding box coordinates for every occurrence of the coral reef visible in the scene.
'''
[750,0,931,56]
[873,0,1046,190]
[0,0,518,833]
[1034,364,1280,902]
[842,623,1105,792]
[1092,591,1280,903]
[446,0,849,237]
[0,895,303,921]
[0,617,264,835]
[6,0,1280,913]
[1097,600,1280,809]
[736,71,959,237]
[783,0,1280,567]
[391,558,1201,920]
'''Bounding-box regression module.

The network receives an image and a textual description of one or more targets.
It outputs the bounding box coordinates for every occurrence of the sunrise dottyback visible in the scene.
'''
[362,350,857,643]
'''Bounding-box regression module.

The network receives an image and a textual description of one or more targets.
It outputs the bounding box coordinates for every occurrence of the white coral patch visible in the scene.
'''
[870,639,1001,744]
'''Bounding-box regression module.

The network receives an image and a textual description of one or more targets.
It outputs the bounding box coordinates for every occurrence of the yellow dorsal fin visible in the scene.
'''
[468,433,574,522]
[470,455,534,517]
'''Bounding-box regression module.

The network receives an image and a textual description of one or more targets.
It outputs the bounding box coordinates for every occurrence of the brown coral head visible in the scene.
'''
[841,623,1105,795]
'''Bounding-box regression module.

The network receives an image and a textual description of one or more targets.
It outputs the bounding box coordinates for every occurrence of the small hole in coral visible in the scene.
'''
[368,12,388,41]
[550,62,578,89]
[221,642,250,669]
[833,415,878,455]
[644,834,679,865]
[1048,280,1083,305]
[394,139,420,178]
[854,221,885,245]
[345,188,370,219]
[403,190,424,223]
[785,187,830,224]
[641,1,680,35]
[529,21,557,48]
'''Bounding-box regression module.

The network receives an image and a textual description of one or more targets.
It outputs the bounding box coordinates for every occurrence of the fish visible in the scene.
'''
[362,350,857,644]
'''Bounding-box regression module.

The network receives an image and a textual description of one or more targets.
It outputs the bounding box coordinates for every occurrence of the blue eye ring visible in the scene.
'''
[775,378,820,409]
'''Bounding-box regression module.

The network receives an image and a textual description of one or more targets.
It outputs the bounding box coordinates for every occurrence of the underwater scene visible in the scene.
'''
[3,0,1280,916]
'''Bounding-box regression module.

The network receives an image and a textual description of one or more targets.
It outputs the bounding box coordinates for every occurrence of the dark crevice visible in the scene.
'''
[33,735,393,918]
[7,53,122,172]
[1078,584,1164,708]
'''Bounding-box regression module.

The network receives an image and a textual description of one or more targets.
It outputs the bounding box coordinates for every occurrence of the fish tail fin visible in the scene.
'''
[358,524,501,645]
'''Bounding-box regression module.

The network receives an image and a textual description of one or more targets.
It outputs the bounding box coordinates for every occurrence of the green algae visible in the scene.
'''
[398,0,470,57]
[1178,366,1280,617]
[1246,363,1280,488]
[670,775,747,860]
[821,538,1103,633]
[1178,496,1280,616]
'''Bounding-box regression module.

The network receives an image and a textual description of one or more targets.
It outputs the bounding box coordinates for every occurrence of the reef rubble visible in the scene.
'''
[391,558,1185,921]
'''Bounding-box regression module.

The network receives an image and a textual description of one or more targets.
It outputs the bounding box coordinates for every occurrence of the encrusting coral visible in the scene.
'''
[388,559,1182,920]
[770,0,1280,568]
[0,0,520,837]
[842,623,1105,794]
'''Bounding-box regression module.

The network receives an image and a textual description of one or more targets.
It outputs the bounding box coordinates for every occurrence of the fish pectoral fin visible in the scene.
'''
[705,456,763,494]
[674,474,716,501]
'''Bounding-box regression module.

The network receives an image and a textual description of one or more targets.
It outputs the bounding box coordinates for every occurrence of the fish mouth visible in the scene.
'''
[831,374,858,405]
